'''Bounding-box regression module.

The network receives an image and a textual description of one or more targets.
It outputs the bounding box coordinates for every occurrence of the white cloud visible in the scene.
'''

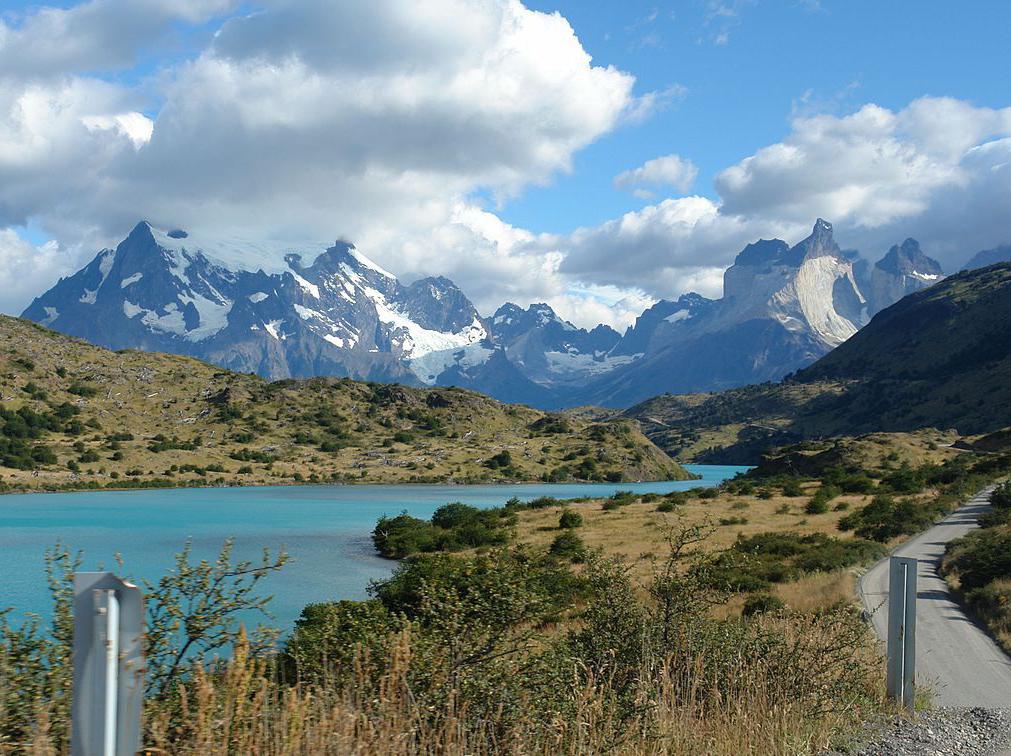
[0,0,235,79]
[81,112,153,148]
[614,153,698,195]
[0,229,79,313]
[3,1,1011,334]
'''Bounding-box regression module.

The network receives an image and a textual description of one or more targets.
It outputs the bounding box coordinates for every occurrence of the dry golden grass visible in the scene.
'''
[513,486,876,587]
[13,625,883,756]
[512,482,943,617]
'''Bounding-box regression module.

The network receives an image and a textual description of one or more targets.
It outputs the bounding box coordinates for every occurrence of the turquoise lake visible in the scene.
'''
[0,465,747,631]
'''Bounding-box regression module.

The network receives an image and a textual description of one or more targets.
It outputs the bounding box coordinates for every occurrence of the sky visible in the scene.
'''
[1,0,1010,328]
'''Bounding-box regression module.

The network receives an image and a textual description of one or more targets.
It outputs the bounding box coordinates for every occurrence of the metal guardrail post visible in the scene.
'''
[72,573,144,756]
[886,556,917,711]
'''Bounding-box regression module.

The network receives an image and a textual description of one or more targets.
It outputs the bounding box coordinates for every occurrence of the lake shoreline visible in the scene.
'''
[0,468,705,498]
[0,467,746,626]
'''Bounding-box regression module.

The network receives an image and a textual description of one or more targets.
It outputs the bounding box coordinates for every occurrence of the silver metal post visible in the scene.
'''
[100,590,119,756]
[72,572,145,756]
[886,556,917,711]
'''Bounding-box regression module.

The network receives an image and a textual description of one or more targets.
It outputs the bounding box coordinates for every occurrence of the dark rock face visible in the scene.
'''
[863,238,944,316]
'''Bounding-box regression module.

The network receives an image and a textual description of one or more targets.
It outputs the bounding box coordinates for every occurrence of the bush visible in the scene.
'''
[702,531,885,593]
[558,509,583,529]
[743,593,785,617]
[946,529,1011,591]
[781,479,805,497]
[372,504,512,558]
[991,483,1011,510]
[837,495,942,542]
[549,531,586,562]
[602,490,636,511]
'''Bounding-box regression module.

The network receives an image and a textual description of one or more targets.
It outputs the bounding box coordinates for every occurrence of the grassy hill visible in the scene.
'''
[0,316,689,492]
[627,264,1011,462]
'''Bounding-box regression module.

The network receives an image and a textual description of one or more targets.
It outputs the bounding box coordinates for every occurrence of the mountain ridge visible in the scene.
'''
[24,219,951,409]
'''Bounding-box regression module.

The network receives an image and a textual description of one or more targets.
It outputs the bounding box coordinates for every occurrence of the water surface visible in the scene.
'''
[0,465,747,629]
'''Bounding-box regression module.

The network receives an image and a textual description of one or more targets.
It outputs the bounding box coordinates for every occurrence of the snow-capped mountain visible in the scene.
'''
[488,302,625,389]
[567,219,943,407]
[24,218,947,409]
[23,221,488,384]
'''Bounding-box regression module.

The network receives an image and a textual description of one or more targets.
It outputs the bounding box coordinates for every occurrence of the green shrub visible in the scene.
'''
[558,509,583,529]
[781,479,805,497]
[837,495,941,542]
[946,529,1011,590]
[742,593,785,617]
[549,531,586,562]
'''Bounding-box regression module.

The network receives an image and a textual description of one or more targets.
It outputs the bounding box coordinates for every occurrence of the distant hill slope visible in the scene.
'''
[0,317,688,493]
[627,263,1011,462]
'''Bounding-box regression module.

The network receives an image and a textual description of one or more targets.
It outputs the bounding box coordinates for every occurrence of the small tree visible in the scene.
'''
[558,509,583,529]
[143,538,289,696]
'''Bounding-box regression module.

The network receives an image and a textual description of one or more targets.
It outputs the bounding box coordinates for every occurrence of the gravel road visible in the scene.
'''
[858,486,1011,707]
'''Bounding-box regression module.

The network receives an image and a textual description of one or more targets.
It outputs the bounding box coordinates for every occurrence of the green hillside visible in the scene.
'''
[627,264,1011,462]
[0,316,689,492]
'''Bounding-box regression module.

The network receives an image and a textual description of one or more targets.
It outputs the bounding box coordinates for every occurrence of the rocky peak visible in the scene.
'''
[876,238,943,278]
[788,218,841,264]
[732,239,790,268]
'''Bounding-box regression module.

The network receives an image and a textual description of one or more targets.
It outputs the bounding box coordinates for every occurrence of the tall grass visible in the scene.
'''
[1,615,880,755]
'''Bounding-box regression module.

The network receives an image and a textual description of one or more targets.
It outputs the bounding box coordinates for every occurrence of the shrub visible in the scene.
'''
[837,495,942,542]
[558,509,583,529]
[781,479,805,497]
[946,529,1011,590]
[549,531,586,562]
[743,593,785,617]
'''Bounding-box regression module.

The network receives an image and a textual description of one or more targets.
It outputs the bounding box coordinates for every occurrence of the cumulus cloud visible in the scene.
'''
[0,230,80,313]
[0,0,235,79]
[547,96,1011,309]
[0,0,654,324]
[3,0,1011,331]
[614,153,698,198]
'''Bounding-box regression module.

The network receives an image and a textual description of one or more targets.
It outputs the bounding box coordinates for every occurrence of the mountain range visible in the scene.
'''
[627,262,1011,463]
[23,218,965,408]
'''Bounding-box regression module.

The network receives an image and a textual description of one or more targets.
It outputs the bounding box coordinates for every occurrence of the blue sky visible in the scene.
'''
[505,0,1011,233]
[1,0,1011,325]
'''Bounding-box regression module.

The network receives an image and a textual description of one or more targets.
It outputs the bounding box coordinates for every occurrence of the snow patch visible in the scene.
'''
[362,285,486,359]
[293,303,322,320]
[148,224,323,276]
[141,305,186,336]
[349,247,395,279]
[664,309,690,323]
[248,292,269,303]
[264,320,284,340]
[409,343,495,385]
[41,307,59,325]
[122,300,143,318]
[323,334,346,349]
[544,351,641,377]
[120,272,143,287]
[80,289,97,304]
[177,292,232,341]
[291,273,320,299]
